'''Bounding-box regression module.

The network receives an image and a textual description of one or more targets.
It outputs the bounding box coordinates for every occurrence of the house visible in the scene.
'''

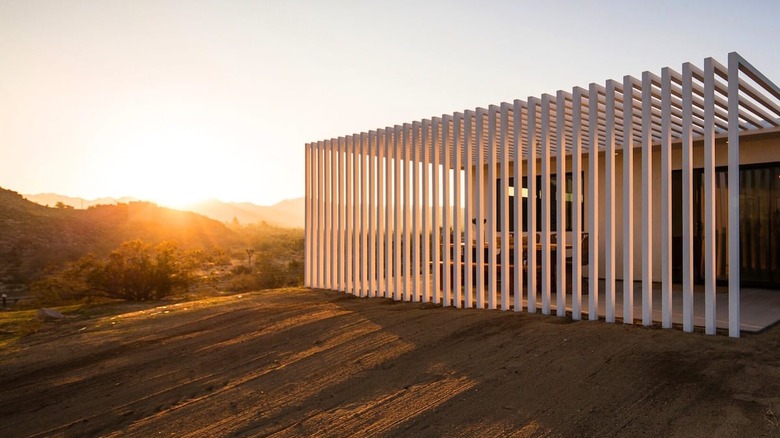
[304,52,780,337]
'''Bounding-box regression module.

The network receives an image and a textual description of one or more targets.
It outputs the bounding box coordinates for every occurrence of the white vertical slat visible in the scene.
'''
[661,68,673,328]
[360,133,369,297]
[337,138,345,292]
[587,84,600,321]
[727,52,741,338]
[453,114,463,308]
[393,126,402,301]
[464,111,474,308]
[421,120,431,302]
[330,139,337,291]
[304,143,311,287]
[605,81,617,323]
[704,58,720,334]
[352,135,361,296]
[431,118,442,304]
[641,72,653,326]
[512,100,524,313]
[475,109,486,309]
[412,122,421,302]
[442,116,452,306]
[386,128,395,299]
[376,131,386,298]
[622,76,635,325]
[317,140,325,289]
[499,103,511,311]
[555,91,567,317]
[540,94,552,316]
[681,64,694,332]
[345,137,354,294]
[368,131,379,297]
[527,97,539,313]
[571,90,583,319]
[487,106,498,310]
[324,140,332,290]
[403,124,413,302]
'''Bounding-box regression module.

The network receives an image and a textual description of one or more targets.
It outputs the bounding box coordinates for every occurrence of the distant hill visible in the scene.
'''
[1,188,239,294]
[25,193,305,228]
[188,198,305,228]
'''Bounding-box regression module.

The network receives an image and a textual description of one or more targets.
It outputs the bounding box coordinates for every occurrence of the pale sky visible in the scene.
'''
[1,0,778,207]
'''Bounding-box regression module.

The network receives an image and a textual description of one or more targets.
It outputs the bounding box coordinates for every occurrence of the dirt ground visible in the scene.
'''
[1,288,779,437]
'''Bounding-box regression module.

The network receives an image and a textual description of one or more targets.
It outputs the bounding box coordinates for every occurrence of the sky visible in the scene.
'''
[1,0,779,208]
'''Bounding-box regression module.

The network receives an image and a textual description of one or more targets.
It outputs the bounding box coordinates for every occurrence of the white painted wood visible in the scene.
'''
[411,122,421,302]
[487,106,498,310]
[727,52,741,338]
[431,118,442,304]
[512,100,524,313]
[304,143,311,287]
[703,58,717,335]
[587,84,600,321]
[681,64,694,332]
[376,131,386,298]
[540,94,552,316]
[393,126,402,301]
[367,132,376,297]
[403,124,412,301]
[360,134,369,297]
[442,116,452,306]
[661,68,673,328]
[571,90,583,320]
[640,72,653,326]
[345,138,354,294]
[622,76,635,325]
[555,91,567,317]
[605,81,616,323]
[464,111,474,308]
[453,113,463,308]
[475,109,486,309]
[386,129,395,299]
[421,120,431,302]
[499,103,511,311]
[527,97,539,313]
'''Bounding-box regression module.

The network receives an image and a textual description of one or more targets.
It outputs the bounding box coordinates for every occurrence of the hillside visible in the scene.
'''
[0,188,239,294]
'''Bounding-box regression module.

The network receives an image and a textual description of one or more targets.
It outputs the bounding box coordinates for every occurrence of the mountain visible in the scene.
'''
[24,193,306,228]
[188,198,305,228]
[0,188,239,293]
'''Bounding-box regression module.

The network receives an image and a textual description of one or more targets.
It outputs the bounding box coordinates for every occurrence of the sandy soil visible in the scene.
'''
[1,288,779,437]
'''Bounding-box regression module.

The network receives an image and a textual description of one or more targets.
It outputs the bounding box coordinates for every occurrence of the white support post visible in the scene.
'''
[345,138,354,294]
[393,126,402,301]
[605,81,617,323]
[512,100,524,313]
[412,122,421,302]
[464,111,474,308]
[377,131,386,298]
[622,76,635,325]
[337,137,345,292]
[304,143,311,287]
[487,106,498,310]
[403,124,413,302]
[442,116,452,306]
[422,120,431,302]
[360,133,369,297]
[386,128,395,299]
[661,68,673,328]
[540,95,552,316]
[475,109,486,309]
[641,73,653,326]
[555,91,567,317]
[317,140,325,289]
[587,84,600,321]
[727,52,741,338]
[571,90,583,320]
[527,98,539,313]
[367,132,376,297]
[681,64,694,332]
[352,135,361,296]
[324,140,332,290]
[500,103,511,311]
[431,118,442,304]
[453,113,463,308]
[703,64,719,333]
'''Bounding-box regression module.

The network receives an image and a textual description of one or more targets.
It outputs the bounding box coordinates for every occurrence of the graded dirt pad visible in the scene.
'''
[1,289,779,437]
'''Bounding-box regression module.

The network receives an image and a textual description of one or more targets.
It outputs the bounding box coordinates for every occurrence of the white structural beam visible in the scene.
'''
[411,122,421,302]
[384,129,393,298]
[681,64,694,332]
[587,84,600,321]
[393,126,402,301]
[555,91,567,317]
[622,76,635,325]
[540,95,552,315]
[376,131,386,298]
[442,116,452,306]
[703,58,717,335]
[304,143,312,287]
[512,100,524,313]
[432,118,442,304]
[487,106,498,310]
[464,111,474,308]
[421,120,431,302]
[727,52,741,338]
[360,134,369,297]
[641,72,653,326]
[605,81,617,323]
[367,132,376,297]
[571,89,583,320]
[403,124,412,301]
[475,109,486,308]
[527,98,539,313]
[661,68,673,328]
[500,103,511,311]
[453,113,463,308]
